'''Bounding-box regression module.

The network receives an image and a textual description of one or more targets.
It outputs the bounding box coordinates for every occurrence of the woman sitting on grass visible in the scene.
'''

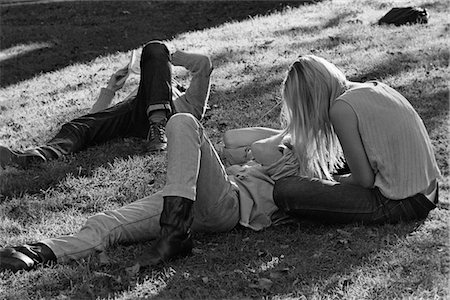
[273,55,441,224]
[0,54,440,273]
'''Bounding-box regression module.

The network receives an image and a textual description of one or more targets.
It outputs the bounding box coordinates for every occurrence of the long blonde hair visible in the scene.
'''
[281,55,347,179]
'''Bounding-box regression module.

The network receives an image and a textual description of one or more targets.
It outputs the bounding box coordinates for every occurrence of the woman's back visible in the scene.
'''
[336,82,440,199]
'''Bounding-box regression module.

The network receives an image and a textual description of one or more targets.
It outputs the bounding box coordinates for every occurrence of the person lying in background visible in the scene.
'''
[0,40,213,169]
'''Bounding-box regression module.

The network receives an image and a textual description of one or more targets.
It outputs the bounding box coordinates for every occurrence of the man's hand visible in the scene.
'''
[106,66,129,92]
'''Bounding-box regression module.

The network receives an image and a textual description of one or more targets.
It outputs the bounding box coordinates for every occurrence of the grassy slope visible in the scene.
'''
[0,0,449,299]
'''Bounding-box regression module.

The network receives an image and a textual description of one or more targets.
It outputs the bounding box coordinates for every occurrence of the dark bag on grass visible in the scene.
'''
[378,7,429,26]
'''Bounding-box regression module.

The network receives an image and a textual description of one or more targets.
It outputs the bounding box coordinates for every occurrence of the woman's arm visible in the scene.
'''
[329,101,375,188]
[223,127,282,148]
[222,127,284,166]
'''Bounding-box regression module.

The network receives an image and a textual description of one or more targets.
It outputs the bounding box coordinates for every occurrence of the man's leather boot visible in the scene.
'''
[0,243,57,272]
[137,196,194,267]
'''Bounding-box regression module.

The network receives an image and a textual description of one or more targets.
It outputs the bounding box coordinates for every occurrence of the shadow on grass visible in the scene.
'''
[349,50,448,82]
[0,137,152,199]
[0,0,311,88]
[3,207,445,299]
[47,220,429,299]
[151,214,445,299]
[272,9,359,36]
[322,11,358,29]
[421,0,449,11]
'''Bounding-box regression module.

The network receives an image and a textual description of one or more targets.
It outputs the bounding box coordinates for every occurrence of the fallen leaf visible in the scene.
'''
[269,271,283,279]
[98,252,111,264]
[125,263,141,276]
[367,229,378,237]
[336,229,352,236]
[192,248,204,254]
[257,249,268,257]
[258,278,273,290]
[338,239,349,245]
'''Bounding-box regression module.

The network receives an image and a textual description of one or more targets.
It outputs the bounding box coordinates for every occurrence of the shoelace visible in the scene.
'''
[148,122,166,142]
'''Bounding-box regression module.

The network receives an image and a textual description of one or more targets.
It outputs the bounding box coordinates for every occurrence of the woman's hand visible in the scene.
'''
[106,66,129,92]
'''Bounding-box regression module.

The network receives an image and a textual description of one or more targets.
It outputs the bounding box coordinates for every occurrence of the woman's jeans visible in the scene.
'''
[273,176,438,224]
[42,114,240,263]
[39,41,177,159]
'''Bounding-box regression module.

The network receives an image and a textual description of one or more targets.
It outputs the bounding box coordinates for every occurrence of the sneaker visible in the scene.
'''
[0,146,46,169]
[146,120,167,152]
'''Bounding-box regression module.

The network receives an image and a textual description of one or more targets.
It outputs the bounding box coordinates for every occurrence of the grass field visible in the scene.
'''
[0,0,449,299]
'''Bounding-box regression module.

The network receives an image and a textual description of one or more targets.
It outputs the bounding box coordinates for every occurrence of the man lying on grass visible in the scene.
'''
[0,40,213,168]
[0,48,440,273]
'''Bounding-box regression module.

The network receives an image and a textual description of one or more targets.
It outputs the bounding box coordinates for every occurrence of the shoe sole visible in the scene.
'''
[0,248,35,272]
[0,146,44,169]
[0,146,16,169]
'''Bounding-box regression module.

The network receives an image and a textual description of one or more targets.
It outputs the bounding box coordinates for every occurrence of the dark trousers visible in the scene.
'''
[273,176,437,224]
[39,41,173,159]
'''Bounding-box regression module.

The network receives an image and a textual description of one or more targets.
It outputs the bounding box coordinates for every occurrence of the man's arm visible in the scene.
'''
[171,51,213,120]
[251,132,285,166]
[90,66,129,114]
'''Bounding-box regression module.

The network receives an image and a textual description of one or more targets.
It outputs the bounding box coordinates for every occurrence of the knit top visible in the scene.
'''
[336,82,441,199]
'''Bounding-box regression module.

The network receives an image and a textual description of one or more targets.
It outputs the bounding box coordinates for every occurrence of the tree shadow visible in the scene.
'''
[420,0,449,11]
[0,137,153,198]
[137,220,431,299]
[273,10,359,37]
[322,11,358,29]
[0,0,310,88]
[273,24,322,36]
[6,219,427,299]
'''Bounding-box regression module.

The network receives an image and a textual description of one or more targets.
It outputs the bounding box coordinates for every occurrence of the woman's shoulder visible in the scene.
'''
[336,81,398,107]
[340,81,381,96]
